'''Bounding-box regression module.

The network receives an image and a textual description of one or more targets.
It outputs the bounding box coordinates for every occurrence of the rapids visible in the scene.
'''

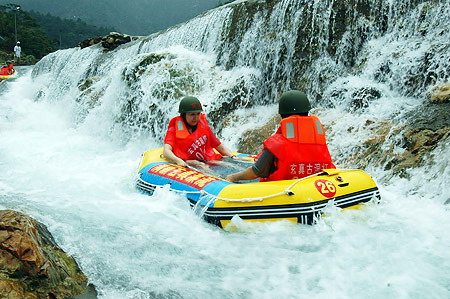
[1,0,450,298]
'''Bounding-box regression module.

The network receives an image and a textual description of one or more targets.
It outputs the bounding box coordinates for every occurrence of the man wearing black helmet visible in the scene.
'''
[163,96,235,168]
[226,90,335,182]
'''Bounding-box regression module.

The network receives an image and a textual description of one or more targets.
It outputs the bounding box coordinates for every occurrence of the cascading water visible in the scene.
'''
[1,0,449,298]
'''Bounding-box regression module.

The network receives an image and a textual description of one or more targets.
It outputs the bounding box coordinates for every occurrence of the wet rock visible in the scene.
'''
[208,78,258,133]
[323,85,382,111]
[382,126,449,177]
[347,101,449,178]
[79,32,133,51]
[236,114,281,154]
[334,119,397,171]
[406,102,450,131]
[122,53,172,84]
[218,0,276,69]
[76,77,103,108]
[430,83,450,103]
[74,77,105,123]
[0,280,38,299]
[350,87,382,111]
[78,78,100,92]
[0,210,96,299]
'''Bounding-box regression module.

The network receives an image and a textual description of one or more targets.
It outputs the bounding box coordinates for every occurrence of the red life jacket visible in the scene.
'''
[261,115,335,181]
[166,114,222,161]
[0,65,14,75]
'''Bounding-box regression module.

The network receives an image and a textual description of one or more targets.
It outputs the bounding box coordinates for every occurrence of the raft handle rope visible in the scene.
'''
[138,171,324,203]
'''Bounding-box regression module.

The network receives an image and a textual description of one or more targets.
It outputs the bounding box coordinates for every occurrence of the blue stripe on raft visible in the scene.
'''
[139,161,234,207]
[140,170,200,198]
[196,180,232,207]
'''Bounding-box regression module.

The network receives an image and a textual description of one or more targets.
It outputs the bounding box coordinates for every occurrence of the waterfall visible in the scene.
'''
[29,0,449,193]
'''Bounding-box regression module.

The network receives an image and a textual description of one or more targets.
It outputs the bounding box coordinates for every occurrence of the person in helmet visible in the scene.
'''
[226,90,335,182]
[163,96,235,168]
[14,41,21,64]
[0,63,14,75]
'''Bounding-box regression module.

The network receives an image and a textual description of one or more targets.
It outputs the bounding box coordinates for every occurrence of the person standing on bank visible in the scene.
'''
[13,41,21,64]
[226,90,335,182]
[163,96,236,168]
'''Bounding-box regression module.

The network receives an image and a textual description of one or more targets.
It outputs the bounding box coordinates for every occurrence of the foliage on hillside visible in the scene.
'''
[0,0,217,36]
[0,4,56,63]
[28,10,114,49]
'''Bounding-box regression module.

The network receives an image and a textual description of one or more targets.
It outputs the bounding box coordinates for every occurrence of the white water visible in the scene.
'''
[1,0,450,298]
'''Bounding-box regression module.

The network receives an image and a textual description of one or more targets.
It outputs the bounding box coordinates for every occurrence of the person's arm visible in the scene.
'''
[215,143,235,158]
[163,144,187,167]
[226,167,258,182]
[225,149,276,182]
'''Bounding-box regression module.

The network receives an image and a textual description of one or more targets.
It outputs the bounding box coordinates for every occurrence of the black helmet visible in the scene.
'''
[178,96,203,113]
[278,90,311,115]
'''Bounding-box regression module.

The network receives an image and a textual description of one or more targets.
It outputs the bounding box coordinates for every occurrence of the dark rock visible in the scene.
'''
[122,53,171,84]
[405,102,450,131]
[0,210,97,299]
[79,32,132,51]
[236,115,281,154]
[208,77,258,133]
[78,78,100,92]
[350,87,382,111]
[347,101,449,177]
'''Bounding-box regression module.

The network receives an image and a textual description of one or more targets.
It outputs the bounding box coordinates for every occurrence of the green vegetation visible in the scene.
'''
[28,10,114,49]
[0,3,114,65]
[0,4,56,64]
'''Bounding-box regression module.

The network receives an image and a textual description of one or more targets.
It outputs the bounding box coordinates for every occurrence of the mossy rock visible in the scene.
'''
[0,210,97,299]
[236,114,281,154]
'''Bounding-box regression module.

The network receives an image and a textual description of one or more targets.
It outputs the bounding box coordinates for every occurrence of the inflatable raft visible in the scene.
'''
[0,69,17,80]
[136,148,380,228]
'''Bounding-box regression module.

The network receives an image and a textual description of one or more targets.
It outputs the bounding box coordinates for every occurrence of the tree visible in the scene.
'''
[0,4,56,61]
[28,11,114,49]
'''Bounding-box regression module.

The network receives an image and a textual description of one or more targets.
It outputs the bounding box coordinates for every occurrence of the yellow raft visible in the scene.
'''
[136,148,380,228]
[0,69,17,80]
[0,71,17,81]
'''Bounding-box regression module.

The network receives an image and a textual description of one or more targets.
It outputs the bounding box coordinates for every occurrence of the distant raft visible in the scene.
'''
[136,148,380,229]
[0,69,17,80]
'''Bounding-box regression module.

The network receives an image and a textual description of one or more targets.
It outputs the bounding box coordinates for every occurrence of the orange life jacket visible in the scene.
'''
[261,115,335,181]
[167,113,222,161]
